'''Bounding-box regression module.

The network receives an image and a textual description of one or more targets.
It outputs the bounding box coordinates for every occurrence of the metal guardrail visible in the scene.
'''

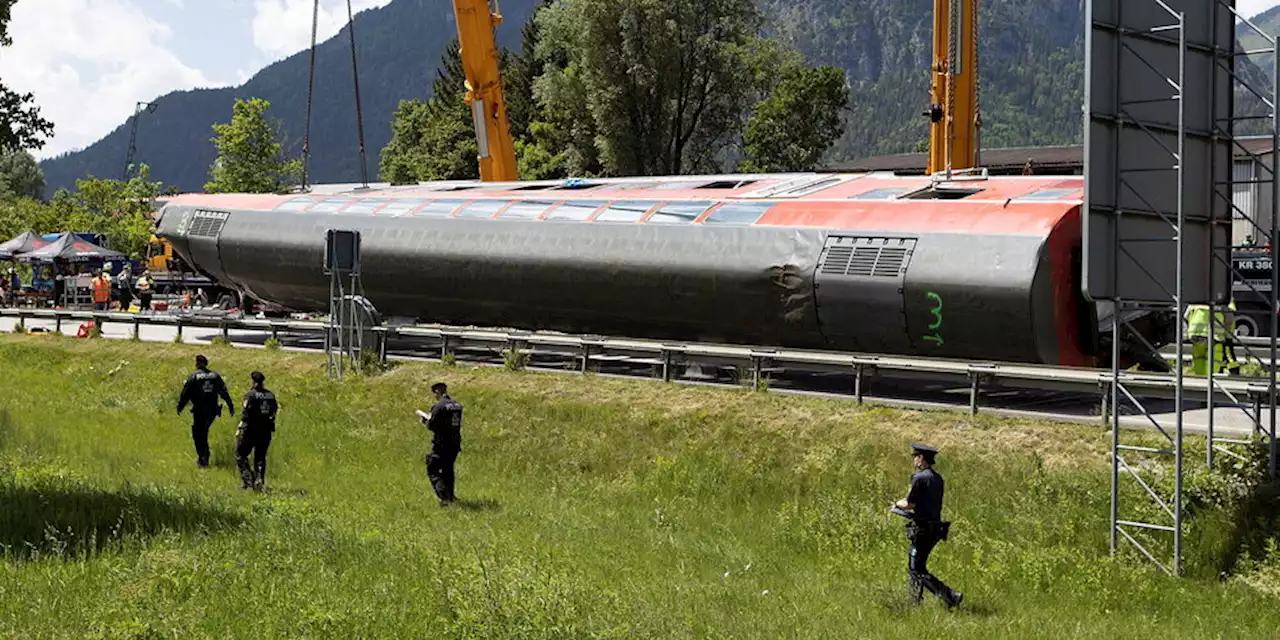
[2,308,1276,415]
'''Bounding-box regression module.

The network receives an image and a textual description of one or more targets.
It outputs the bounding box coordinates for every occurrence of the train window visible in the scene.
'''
[850,187,910,200]
[647,201,714,224]
[545,200,606,221]
[905,186,983,200]
[594,200,659,223]
[344,198,391,214]
[702,202,775,225]
[1017,188,1079,200]
[697,180,758,190]
[456,200,507,218]
[414,199,467,217]
[378,198,428,217]
[499,200,556,220]
[275,197,318,211]
[308,198,350,213]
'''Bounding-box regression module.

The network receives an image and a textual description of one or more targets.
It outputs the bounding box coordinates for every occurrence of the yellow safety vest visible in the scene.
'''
[1185,304,1233,340]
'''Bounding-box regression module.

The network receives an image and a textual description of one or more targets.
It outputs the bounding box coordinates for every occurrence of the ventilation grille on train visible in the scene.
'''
[819,237,916,278]
[188,209,230,238]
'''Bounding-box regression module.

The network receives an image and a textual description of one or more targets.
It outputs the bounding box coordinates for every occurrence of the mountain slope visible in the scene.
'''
[38,0,1276,196]
[38,0,537,195]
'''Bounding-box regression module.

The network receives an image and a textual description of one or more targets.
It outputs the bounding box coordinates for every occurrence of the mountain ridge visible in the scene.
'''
[35,0,1280,196]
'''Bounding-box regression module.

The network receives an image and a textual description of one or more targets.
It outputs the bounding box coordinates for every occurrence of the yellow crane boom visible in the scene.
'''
[452,0,519,181]
[925,0,980,176]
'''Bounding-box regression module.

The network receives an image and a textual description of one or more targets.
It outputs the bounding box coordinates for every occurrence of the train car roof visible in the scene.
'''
[161,172,1084,236]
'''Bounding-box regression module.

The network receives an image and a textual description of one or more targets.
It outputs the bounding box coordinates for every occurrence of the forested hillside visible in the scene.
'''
[37,0,537,195]
[36,0,1278,195]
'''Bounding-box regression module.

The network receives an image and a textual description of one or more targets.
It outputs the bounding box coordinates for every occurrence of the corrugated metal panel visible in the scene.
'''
[1233,160,1255,245]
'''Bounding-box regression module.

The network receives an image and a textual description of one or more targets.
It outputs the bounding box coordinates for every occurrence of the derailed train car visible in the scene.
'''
[154,172,1171,368]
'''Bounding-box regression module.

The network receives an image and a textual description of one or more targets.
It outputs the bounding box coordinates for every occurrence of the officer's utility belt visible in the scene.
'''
[908,520,951,541]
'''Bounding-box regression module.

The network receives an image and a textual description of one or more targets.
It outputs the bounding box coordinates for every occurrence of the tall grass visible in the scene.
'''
[0,335,1278,638]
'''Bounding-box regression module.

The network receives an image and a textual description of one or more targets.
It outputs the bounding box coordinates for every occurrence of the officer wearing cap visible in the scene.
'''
[893,442,962,609]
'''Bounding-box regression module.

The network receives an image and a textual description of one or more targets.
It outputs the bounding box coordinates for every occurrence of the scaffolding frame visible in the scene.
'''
[1093,0,1279,577]
[1204,8,1280,479]
[324,229,374,379]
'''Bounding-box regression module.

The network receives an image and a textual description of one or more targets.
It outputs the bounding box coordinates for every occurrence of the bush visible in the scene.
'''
[265,337,282,351]
[503,347,529,371]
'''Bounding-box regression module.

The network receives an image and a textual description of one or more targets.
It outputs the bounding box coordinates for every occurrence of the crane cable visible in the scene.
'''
[346,0,370,188]
[302,0,320,191]
[973,0,982,168]
[946,0,958,176]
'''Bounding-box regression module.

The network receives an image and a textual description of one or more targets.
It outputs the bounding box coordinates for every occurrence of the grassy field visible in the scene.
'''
[1,334,1279,638]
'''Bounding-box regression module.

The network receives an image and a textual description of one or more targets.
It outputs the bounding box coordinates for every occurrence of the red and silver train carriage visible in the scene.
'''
[154,172,1170,368]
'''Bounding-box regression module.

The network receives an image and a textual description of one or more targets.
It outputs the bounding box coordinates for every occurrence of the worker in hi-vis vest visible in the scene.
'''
[1184,301,1239,375]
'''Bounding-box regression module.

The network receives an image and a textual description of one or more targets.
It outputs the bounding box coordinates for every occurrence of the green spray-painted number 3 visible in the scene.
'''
[923,292,943,346]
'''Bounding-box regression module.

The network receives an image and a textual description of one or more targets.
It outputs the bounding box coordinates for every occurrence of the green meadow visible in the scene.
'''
[1,334,1278,638]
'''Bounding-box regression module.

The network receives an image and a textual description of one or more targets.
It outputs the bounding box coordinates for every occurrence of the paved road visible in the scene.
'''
[2,316,1273,441]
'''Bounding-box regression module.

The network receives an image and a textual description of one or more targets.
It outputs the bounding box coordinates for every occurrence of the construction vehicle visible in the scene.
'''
[924,0,980,176]
[143,234,287,315]
[453,0,518,181]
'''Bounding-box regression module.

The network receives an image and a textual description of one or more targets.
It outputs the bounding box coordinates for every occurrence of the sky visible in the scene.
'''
[0,0,393,160]
[1,0,1279,161]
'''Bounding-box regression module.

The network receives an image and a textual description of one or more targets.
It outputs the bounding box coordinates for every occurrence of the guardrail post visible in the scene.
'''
[16,312,25,333]
[271,324,279,342]
[1254,392,1264,438]
[93,313,102,334]
[54,313,61,334]
[662,348,673,382]
[132,317,141,340]
[176,318,184,340]
[440,332,455,362]
[581,342,592,374]
[969,372,982,416]
[854,363,865,404]
[221,322,230,343]
[378,328,389,366]
[1099,382,1111,425]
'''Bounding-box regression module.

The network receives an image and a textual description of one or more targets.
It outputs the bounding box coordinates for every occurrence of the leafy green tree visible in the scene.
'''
[0,163,162,258]
[0,150,44,200]
[205,98,302,193]
[533,0,765,176]
[378,41,479,183]
[740,66,848,173]
[0,0,54,154]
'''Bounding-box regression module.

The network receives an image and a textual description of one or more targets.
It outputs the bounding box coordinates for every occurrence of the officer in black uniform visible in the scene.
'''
[421,382,463,506]
[894,442,962,609]
[236,371,278,491]
[176,354,235,467]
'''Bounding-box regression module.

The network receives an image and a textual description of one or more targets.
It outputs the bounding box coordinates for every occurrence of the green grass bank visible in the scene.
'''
[0,335,1278,638]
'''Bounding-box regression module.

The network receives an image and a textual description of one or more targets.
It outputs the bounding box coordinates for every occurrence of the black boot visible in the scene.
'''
[946,590,963,610]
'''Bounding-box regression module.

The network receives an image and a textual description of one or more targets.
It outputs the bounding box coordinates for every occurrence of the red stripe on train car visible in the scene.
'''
[757,200,1076,235]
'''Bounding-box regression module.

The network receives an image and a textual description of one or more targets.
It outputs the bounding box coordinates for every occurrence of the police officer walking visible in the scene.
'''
[420,382,463,506]
[176,354,235,467]
[893,443,962,609]
[236,371,278,491]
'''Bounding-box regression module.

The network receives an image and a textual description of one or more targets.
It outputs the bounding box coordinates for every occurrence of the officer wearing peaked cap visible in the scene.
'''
[893,442,963,609]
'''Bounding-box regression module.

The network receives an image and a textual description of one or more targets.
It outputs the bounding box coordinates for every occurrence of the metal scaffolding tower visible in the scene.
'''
[1204,8,1280,479]
[1086,0,1237,575]
[324,229,380,378]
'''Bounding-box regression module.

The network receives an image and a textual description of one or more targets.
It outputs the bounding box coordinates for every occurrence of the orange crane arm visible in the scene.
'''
[925,0,980,176]
[452,0,518,181]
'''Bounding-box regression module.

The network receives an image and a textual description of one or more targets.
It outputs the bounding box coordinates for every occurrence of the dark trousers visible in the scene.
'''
[236,428,273,489]
[139,293,152,311]
[425,449,458,502]
[908,527,957,605]
[191,412,216,466]
[119,290,133,310]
